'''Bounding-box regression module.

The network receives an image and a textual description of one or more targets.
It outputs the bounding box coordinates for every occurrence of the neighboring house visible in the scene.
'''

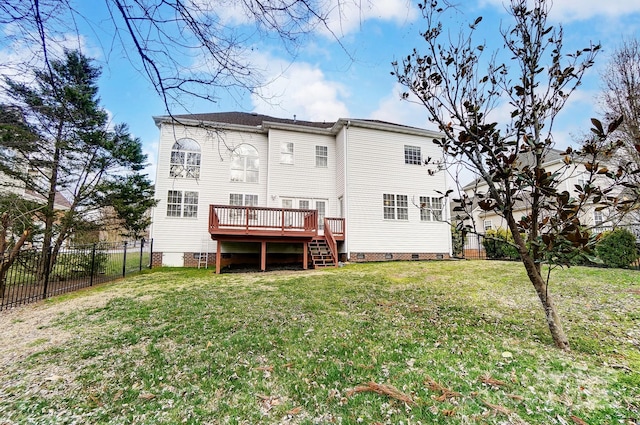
[150,112,452,272]
[459,148,625,251]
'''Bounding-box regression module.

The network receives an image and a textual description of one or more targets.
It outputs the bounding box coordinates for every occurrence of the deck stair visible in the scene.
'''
[309,238,335,268]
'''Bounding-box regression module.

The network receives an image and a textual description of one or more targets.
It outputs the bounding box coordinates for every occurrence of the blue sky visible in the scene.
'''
[3,0,640,183]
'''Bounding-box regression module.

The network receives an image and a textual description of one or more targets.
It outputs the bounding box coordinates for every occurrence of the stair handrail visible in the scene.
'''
[323,218,338,267]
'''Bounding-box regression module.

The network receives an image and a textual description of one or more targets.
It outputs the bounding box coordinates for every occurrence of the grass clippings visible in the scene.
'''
[0,261,638,424]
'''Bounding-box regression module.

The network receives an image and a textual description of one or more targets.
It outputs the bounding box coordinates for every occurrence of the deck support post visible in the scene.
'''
[216,240,221,274]
[303,241,308,270]
[261,241,267,272]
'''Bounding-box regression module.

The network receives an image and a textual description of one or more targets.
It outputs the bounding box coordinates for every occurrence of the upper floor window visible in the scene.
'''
[167,190,198,218]
[404,145,422,165]
[594,210,604,226]
[281,142,294,164]
[170,139,201,178]
[230,144,259,183]
[484,220,493,231]
[420,196,443,221]
[316,146,328,168]
[383,194,408,220]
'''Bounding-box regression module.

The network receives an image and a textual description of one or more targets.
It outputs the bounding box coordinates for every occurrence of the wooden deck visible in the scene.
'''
[208,205,344,273]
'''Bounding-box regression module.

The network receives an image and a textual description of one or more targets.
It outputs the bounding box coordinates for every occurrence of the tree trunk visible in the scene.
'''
[507,215,570,351]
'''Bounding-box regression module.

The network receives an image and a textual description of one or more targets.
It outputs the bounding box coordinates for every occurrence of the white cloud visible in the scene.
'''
[322,0,419,37]
[192,0,419,38]
[368,84,434,128]
[479,0,640,22]
[250,54,350,122]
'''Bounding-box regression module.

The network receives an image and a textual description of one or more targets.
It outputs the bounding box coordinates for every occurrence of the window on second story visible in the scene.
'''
[167,190,198,218]
[404,145,422,165]
[594,210,604,226]
[316,146,328,167]
[170,139,201,178]
[281,142,294,164]
[230,144,259,183]
[420,196,443,221]
[383,194,408,220]
[484,220,493,231]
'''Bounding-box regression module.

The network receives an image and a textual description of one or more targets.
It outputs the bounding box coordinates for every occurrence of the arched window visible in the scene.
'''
[230,144,259,183]
[170,138,201,178]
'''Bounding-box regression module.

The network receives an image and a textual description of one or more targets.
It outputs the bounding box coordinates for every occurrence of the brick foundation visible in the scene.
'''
[349,252,450,262]
[183,252,217,268]
[151,252,163,268]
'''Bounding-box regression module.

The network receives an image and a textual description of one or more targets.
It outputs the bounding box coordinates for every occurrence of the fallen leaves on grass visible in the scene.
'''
[425,375,462,401]
[257,394,284,413]
[346,381,415,405]
[139,392,156,401]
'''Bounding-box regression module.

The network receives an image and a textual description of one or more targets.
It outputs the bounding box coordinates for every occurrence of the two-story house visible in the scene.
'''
[458,148,628,255]
[150,112,452,272]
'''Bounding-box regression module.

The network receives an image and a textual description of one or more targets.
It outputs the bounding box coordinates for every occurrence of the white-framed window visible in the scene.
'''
[577,174,589,188]
[166,190,198,218]
[170,138,201,178]
[230,193,258,206]
[420,196,443,221]
[315,146,328,168]
[230,193,258,219]
[298,200,310,210]
[383,194,408,220]
[594,210,603,225]
[230,144,259,183]
[484,220,493,231]
[404,145,422,165]
[281,142,294,164]
[281,198,293,209]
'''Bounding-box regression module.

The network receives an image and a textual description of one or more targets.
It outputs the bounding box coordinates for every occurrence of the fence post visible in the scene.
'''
[122,241,128,278]
[139,239,145,271]
[149,238,153,269]
[90,243,96,286]
[42,246,52,299]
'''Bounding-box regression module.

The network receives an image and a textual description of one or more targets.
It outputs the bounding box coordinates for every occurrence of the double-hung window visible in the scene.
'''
[167,190,198,218]
[281,142,294,164]
[420,196,443,221]
[383,194,408,220]
[404,145,422,165]
[315,146,328,167]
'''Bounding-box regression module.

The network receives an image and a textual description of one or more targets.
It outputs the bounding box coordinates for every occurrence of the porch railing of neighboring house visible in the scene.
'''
[209,205,318,236]
[324,217,345,265]
[0,239,152,312]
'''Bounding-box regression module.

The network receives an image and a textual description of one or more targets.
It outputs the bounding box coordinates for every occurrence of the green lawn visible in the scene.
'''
[0,261,638,424]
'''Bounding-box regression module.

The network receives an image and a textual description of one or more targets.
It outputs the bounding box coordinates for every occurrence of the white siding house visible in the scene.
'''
[150,112,451,270]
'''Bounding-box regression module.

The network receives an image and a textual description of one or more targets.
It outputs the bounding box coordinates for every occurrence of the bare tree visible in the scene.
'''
[393,0,639,350]
[600,38,640,219]
[0,0,347,111]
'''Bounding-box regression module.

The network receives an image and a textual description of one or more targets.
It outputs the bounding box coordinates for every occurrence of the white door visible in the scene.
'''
[316,200,326,230]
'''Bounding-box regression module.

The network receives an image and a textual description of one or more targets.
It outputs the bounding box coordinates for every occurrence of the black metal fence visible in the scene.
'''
[0,239,152,311]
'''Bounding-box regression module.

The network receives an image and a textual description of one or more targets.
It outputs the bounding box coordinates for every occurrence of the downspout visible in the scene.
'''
[266,126,272,206]
[344,120,350,259]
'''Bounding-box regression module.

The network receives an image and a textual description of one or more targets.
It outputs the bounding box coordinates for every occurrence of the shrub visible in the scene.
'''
[483,229,520,259]
[595,228,639,268]
[451,225,465,258]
